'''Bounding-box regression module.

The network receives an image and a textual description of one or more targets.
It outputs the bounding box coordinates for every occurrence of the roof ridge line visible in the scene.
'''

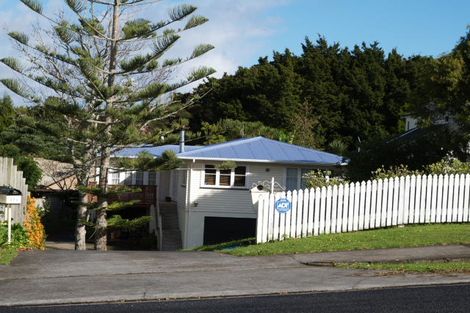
[177,136,262,155]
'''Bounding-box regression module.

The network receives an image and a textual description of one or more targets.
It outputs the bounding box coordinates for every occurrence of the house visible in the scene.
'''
[111,136,346,249]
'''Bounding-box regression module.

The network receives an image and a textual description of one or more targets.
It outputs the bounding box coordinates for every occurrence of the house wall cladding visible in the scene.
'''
[256,174,470,243]
[183,162,287,248]
[0,157,29,224]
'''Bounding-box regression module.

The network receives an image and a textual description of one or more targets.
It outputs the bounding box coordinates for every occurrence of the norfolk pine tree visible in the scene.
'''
[0,0,215,250]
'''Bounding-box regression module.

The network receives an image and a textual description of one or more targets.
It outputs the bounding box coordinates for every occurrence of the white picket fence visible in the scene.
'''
[256,174,470,243]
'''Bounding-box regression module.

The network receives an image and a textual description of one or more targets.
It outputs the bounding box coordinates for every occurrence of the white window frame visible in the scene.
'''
[202,164,248,189]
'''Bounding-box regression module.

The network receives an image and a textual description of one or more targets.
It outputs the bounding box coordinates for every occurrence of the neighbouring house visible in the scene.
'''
[33,158,80,240]
[112,136,346,249]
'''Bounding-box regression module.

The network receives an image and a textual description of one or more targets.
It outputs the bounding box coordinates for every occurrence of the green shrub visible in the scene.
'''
[303,170,349,188]
[0,223,30,249]
[372,164,422,180]
[425,155,470,175]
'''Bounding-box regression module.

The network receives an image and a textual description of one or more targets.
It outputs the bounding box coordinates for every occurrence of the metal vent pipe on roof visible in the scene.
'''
[179,130,185,153]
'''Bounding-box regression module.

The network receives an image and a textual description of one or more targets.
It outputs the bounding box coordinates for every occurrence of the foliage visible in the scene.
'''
[24,196,46,249]
[425,154,470,175]
[107,215,151,232]
[337,261,470,273]
[0,245,18,265]
[371,164,422,180]
[347,125,466,181]
[200,119,291,144]
[189,37,425,152]
[216,161,237,170]
[0,95,15,132]
[223,224,470,256]
[0,223,30,249]
[302,170,349,188]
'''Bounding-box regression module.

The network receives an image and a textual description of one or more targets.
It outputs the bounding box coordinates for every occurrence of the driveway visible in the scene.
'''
[1,248,470,306]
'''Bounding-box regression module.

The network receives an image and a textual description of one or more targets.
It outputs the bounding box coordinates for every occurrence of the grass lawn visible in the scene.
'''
[223,224,470,256]
[336,261,470,273]
[0,246,18,265]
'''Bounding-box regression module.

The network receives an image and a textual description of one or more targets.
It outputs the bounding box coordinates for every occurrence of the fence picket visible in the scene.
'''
[370,180,377,229]
[398,176,405,225]
[359,181,366,230]
[296,189,303,237]
[457,175,465,222]
[464,175,470,222]
[381,179,389,227]
[302,189,309,237]
[313,187,321,236]
[436,175,444,223]
[325,186,332,234]
[342,184,350,231]
[337,185,344,233]
[319,187,327,234]
[331,185,338,233]
[430,175,438,223]
[452,174,460,222]
[375,179,383,227]
[289,191,296,238]
[403,176,410,224]
[307,188,315,235]
[352,182,360,231]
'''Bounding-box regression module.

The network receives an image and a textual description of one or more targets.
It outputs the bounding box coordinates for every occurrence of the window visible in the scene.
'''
[219,169,231,186]
[203,165,247,188]
[148,171,156,186]
[286,168,315,190]
[180,170,187,187]
[111,171,120,185]
[204,165,216,185]
[234,166,246,187]
[286,168,298,191]
[135,171,144,185]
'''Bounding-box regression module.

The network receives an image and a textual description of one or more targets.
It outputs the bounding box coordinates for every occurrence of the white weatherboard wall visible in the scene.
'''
[182,161,286,248]
[257,174,470,243]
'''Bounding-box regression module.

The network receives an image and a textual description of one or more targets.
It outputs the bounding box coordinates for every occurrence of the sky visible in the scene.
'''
[1,0,470,100]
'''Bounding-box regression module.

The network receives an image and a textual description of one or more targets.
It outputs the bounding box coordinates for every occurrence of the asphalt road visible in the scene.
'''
[2,283,469,313]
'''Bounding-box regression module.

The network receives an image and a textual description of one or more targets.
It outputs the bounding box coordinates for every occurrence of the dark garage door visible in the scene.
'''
[203,217,256,245]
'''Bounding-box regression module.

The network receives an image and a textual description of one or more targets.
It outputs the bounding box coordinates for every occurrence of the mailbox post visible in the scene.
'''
[0,186,22,244]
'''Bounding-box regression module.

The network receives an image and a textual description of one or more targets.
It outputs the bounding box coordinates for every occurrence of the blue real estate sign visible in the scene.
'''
[274,198,291,213]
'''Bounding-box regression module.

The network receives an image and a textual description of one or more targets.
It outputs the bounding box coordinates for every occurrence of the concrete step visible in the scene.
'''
[161,230,182,251]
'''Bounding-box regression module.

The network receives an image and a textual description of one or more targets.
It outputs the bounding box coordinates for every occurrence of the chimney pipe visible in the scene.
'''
[179,130,185,153]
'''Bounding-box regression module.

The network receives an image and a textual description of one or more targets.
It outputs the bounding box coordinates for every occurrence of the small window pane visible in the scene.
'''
[286,168,298,191]
[204,165,216,185]
[235,166,246,175]
[205,165,216,173]
[234,175,246,187]
[136,171,144,185]
[148,171,156,186]
[219,174,231,186]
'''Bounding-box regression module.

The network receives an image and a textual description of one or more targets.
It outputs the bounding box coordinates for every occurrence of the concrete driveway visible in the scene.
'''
[1,248,470,306]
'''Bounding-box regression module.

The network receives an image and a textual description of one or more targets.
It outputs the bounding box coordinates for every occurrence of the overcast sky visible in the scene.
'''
[1,0,470,102]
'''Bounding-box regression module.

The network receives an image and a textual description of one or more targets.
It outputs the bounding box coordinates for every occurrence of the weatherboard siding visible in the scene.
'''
[183,162,287,248]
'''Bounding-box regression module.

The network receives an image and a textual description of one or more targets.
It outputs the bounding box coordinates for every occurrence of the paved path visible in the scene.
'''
[0,246,469,306]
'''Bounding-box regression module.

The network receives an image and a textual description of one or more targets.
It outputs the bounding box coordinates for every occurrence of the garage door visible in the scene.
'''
[203,217,256,245]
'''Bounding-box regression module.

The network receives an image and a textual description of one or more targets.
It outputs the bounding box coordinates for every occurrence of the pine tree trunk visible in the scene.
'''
[95,203,107,251]
[75,192,88,250]
[95,0,121,251]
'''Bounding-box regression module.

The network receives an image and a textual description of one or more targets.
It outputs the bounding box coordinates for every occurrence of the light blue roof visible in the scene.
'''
[114,145,202,158]
[177,137,346,166]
